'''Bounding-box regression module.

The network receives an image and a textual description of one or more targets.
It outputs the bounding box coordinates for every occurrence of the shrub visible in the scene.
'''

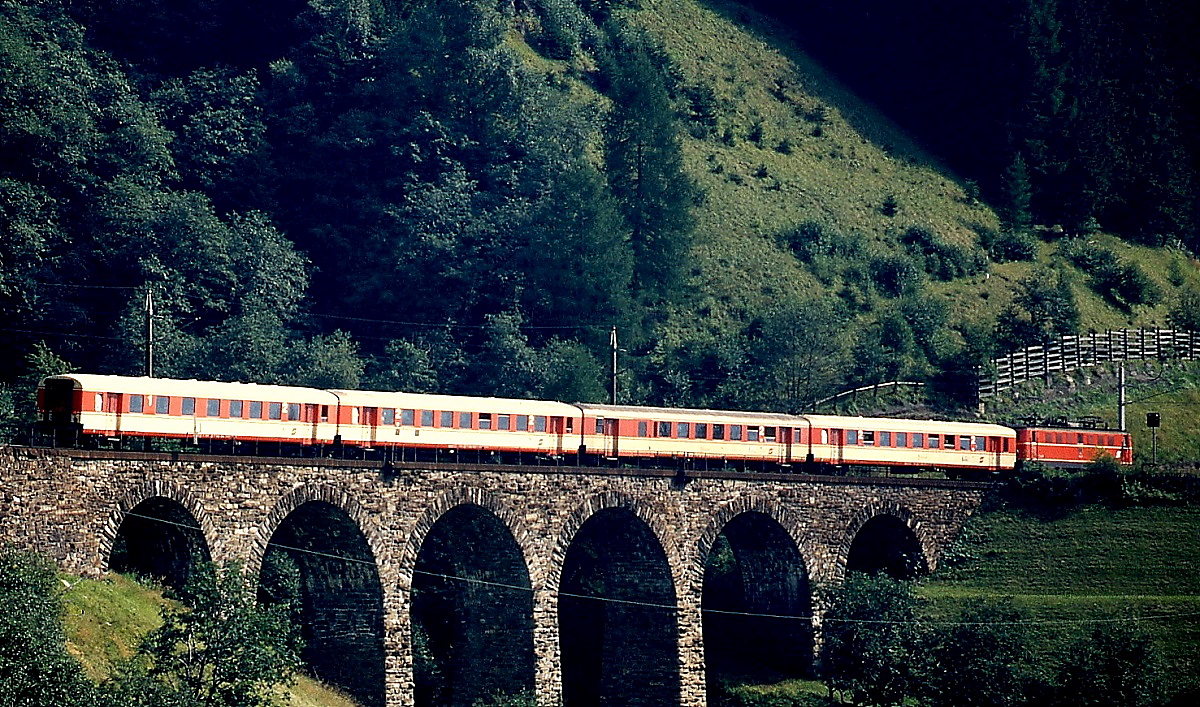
[869,254,923,298]
[900,226,985,280]
[980,227,1038,262]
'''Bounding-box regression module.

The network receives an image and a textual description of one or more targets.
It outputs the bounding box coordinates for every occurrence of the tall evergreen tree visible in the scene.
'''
[602,26,698,300]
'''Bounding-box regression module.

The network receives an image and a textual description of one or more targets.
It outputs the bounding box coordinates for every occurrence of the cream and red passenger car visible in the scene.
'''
[797,415,1017,475]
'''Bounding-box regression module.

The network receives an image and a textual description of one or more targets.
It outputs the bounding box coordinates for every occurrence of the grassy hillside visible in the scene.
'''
[922,504,1200,678]
[618,0,1200,379]
[60,573,359,707]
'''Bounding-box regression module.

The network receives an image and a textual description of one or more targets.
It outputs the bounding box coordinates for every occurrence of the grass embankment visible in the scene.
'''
[922,504,1200,677]
[60,573,359,707]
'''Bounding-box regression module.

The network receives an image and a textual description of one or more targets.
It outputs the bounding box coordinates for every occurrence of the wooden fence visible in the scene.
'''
[979,329,1200,399]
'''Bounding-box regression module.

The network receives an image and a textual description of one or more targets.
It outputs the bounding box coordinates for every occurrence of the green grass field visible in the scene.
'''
[922,504,1200,678]
[60,573,359,707]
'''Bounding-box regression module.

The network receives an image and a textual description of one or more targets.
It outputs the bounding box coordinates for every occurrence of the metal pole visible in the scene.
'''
[610,326,618,405]
[1118,363,1126,431]
[145,288,154,378]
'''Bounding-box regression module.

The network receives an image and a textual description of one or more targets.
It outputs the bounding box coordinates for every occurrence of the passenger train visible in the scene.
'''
[35,374,1133,475]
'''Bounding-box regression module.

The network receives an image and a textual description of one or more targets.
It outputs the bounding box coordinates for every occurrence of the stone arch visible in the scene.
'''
[553,491,681,707]
[102,480,214,588]
[691,494,817,595]
[695,495,818,686]
[248,482,385,577]
[254,483,387,707]
[836,500,932,582]
[548,491,682,595]
[398,486,535,587]
[403,489,537,707]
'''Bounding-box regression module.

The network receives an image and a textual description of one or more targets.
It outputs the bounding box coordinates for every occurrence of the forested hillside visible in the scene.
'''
[2,0,1198,423]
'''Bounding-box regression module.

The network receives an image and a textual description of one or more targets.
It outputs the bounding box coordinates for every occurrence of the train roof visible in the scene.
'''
[577,402,798,422]
[329,389,577,414]
[41,374,339,402]
[799,414,1015,435]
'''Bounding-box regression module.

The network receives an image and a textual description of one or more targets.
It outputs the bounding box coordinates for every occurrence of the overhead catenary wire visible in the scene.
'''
[112,510,1200,627]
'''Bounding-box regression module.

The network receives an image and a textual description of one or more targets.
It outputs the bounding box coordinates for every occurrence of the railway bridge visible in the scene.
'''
[0,447,988,707]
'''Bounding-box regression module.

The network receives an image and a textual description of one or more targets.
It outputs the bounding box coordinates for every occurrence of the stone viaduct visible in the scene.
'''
[0,446,988,707]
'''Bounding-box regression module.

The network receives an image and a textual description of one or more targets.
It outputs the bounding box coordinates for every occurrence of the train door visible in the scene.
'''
[107,393,123,435]
[779,427,794,465]
[363,407,379,447]
[831,428,845,466]
[602,418,619,458]
[305,404,320,444]
[551,416,566,455]
[988,436,1003,470]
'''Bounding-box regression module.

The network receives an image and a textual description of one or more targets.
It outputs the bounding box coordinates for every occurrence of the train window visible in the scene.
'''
[897,432,907,447]
[231,400,244,418]
[658,421,672,437]
[535,416,547,432]
[320,405,329,422]
[696,423,708,439]
[130,395,144,413]
[441,411,453,428]
[182,398,196,416]
[289,403,300,421]
[250,401,263,419]
[351,407,360,424]
[480,413,493,430]
[913,433,924,448]
[596,419,605,434]
[747,427,759,442]
[566,418,573,434]
[820,429,829,444]
[517,415,529,431]
[959,436,971,450]
[862,430,875,445]
[207,399,220,417]
[499,415,511,431]
[677,422,690,438]
[847,430,859,444]
[401,409,414,426]
[880,431,892,447]
[975,436,986,451]
[421,410,434,426]
[713,424,725,440]
[458,412,471,428]
[765,426,776,442]
[269,402,282,420]
[638,421,648,437]
[731,425,743,441]
[929,434,940,449]
[382,409,395,425]
[156,396,170,414]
